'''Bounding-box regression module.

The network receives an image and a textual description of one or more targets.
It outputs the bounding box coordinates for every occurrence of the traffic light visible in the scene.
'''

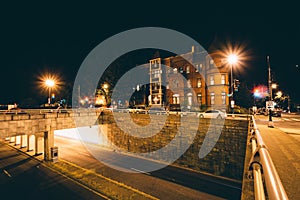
[234,79,240,91]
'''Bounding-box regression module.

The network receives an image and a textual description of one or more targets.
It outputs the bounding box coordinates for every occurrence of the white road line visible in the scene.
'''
[3,169,11,177]
[79,152,91,157]
[292,118,300,122]
[282,118,291,121]
[131,168,151,175]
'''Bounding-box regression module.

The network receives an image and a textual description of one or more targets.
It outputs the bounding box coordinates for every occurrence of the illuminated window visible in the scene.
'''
[221,74,226,84]
[210,92,215,105]
[210,75,214,85]
[173,94,180,104]
[197,93,202,105]
[197,78,201,88]
[222,92,226,105]
[199,64,203,71]
[187,79,191,88]
[186,65,190,73]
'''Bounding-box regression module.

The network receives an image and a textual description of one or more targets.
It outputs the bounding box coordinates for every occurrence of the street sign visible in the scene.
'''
[266,101,275,110]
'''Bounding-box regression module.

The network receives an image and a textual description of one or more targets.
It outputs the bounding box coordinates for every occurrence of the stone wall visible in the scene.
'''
[101,113,249,180]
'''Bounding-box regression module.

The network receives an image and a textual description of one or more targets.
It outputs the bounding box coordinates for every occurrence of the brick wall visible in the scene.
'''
[101,113,249,180]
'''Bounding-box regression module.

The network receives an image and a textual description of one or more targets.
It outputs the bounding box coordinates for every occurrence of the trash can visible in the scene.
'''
[50,146,58,162]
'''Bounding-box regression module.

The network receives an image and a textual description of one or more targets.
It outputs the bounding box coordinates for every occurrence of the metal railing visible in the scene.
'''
[248,115,289,200]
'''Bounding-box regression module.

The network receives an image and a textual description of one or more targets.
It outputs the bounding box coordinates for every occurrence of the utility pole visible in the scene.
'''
[267,56,274,128]
[267,56,272,101]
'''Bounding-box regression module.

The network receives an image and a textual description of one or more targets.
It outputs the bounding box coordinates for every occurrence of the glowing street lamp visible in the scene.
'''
[45,79,55,104]
[271,83,277,89]
[227,53,239,114]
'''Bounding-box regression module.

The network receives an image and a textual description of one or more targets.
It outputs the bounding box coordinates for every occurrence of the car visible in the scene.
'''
[129,105,147,114]
[197,110,227,119]
[147,107,168,115]
[272,109,282,117]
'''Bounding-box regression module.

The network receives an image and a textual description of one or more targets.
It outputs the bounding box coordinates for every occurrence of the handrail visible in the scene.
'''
[248,115,289,200]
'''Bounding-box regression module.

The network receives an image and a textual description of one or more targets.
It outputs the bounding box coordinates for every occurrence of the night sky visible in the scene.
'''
[1,2,299,106]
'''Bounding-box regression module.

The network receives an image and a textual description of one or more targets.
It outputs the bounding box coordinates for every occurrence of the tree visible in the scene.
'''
[234,82,253,108]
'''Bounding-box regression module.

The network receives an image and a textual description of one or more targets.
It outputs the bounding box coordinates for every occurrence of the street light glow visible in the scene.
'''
[271,83,277,89]
[37,72,62,105]
[45,79,55,87]
[227,54,239,65]
[103,83,109,89]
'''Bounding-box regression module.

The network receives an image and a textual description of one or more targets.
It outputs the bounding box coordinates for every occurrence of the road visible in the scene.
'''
[255,113,300,142]
[0,143,106,200]
[254,113,300,199]
[54,135,241,200]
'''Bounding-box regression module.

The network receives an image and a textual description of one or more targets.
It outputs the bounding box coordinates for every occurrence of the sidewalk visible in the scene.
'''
[256,124,300,200]
[4,142,158,200]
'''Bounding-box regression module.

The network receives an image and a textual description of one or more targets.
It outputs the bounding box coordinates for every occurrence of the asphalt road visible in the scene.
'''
[256,113,300,142]
[54,135,241,200]
[0,143,106,200]
[255,113,300,200]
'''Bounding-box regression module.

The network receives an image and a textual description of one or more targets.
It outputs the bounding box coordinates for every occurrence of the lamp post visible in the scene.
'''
[267,56,274,128]
[45,79,55,105]
[227,54,239,114]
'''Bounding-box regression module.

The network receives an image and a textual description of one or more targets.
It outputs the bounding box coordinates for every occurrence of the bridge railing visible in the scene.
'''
[248,115,289,200]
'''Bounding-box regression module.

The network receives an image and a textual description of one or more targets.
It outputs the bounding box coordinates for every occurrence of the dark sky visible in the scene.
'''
[1,2,299,106]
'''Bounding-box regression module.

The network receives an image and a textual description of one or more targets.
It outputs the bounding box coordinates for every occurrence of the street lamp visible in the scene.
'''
[45,79,55,104]
[227,54,239,114]
[102,83,110,106]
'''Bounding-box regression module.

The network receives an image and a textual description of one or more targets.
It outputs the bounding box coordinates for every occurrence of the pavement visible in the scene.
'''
[0,142,107,200]
[255,117,300,200]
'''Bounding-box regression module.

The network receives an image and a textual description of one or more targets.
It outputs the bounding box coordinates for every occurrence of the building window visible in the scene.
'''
[199,64,203,71]
[173,94,180,104]
[210,75,214,85]
[179,67,183,73]
[173,68,177,73]
[221,74,226,84]
[222,92,226,105]
[210,92,215,105]
[186,65,190,73]
[195,64,199,72]
[197,78,201,88]
[187,93,192,107]
[187,79,191,88]
[197,93,202,105]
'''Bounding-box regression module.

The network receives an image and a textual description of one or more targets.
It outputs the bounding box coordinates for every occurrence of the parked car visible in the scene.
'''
[129,105,147,114]
[147,107,168,115]
[197,110,227,119]
[272,109,282,117]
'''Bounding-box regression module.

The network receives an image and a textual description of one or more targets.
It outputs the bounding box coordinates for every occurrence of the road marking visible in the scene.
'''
[3,169,11,177]
[282,118,291,121]
[79,152,91,157]
[292,118,300,122]
[130,168,151,175]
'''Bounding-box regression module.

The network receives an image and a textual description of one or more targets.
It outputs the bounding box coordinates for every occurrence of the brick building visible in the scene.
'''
[149,46,230,111]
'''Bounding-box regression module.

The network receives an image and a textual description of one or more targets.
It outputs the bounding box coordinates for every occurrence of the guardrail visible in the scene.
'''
[248,115,289,200]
